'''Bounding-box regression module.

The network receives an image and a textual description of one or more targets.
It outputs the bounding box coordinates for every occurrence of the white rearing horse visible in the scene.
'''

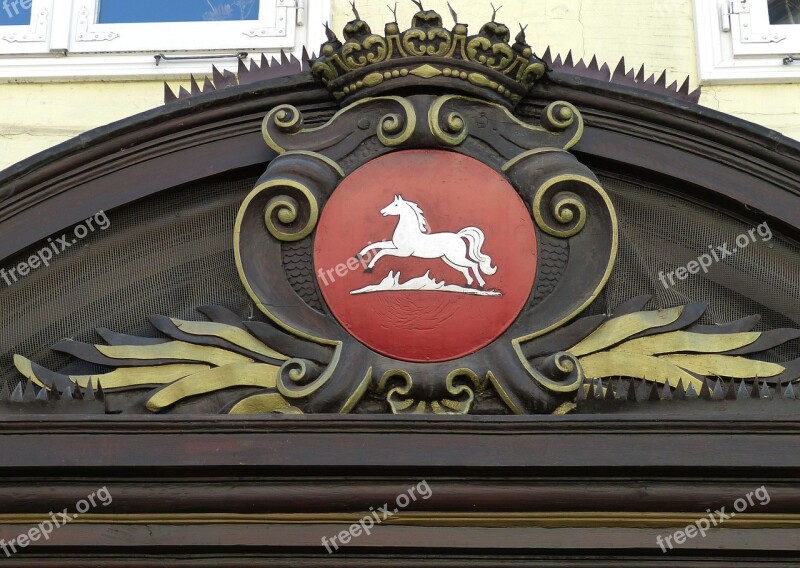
[357,195,497,288]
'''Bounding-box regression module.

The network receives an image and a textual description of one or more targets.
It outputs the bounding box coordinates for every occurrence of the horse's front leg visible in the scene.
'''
[365,248,407,272]
[357,240,394,259]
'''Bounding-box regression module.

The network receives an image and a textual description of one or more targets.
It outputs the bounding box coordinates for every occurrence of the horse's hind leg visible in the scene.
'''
[470,263,486,289]
[443,257,473,286]
[454,258,486,288]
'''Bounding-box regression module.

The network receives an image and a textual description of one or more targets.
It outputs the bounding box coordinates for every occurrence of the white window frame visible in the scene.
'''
[0,0,53,55]
[0,0,330,82]
[695,0,800,83]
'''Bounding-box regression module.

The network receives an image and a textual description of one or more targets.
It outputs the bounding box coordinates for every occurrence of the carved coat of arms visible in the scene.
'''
[13,5,800,417]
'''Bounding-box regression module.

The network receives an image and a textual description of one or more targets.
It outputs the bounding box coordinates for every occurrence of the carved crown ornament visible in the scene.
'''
[11,3,800,416]
[311,1,547,108]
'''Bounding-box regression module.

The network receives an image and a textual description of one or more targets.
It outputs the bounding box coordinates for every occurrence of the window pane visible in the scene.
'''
[0,1,32,26]
[98,0,260,24]
[769,0,800,25]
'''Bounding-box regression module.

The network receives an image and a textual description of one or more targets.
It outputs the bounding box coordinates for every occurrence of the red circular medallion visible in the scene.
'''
[313,150,537,362]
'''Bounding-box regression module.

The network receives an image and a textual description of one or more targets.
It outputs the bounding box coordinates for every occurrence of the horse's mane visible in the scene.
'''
[403,200,429,233]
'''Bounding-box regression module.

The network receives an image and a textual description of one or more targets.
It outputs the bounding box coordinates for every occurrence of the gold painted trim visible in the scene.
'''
[279,150,346,178]
[509,174,618,394]
[227,392,301,415]
[278,343,343,399]
[145,363,279,412]
[611,330,762,357]
[427,94,551,136]
[96,342,253,367]
[501,148,570,172]
[378,369,414,414]
[428,95,469,146]
[579,352,705,391]
[170,318,288,361]
[514,174,619,346]
[552,401,577,415]
[441,368,482,414]
[547,101,584,150]
[68,364,209,390]
[486,371,524,415]
[410,64,443,79]
[532,180,588,239]
[262,96,417,154]
[376,96,417,147]
[0,512,797,529]
[255,179,320,242]
[570,307,684,358]
[234,179,335,347]
[262,105,300,154]
[339,367,373,413]
[659,354,784,379]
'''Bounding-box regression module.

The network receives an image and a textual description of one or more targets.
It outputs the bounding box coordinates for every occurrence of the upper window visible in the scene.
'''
[696,0,800,82]
[0,0,328,80]
[1,1,32,25]
[0,0,49,56]
[768,0,800,24]
[97,0,261,24]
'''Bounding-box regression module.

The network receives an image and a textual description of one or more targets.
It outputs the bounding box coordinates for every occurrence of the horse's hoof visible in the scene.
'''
[478,285,485,290]
[364,267,373,274]
[355,253,363,260]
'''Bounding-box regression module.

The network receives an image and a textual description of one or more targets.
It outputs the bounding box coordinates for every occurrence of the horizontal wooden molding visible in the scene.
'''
[0,511,798,529]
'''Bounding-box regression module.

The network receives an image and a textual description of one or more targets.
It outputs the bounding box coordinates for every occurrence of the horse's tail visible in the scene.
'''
[459,227,497,275]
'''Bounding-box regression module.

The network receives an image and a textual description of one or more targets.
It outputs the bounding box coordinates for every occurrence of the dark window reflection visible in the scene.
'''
[769,0,800,24]
[99,0,259,24]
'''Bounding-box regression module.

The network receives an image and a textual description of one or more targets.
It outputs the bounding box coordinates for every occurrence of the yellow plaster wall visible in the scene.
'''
[701,83,800,141]
[0,0,798,171]
[332,0,700,87]
[0,81,163,170]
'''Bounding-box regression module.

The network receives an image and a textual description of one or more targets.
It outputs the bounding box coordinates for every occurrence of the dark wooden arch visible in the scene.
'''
[3,70,800,263]
[1,71,800,565]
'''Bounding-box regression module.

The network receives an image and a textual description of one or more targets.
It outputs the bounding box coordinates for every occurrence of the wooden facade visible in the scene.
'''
[1,7,800,565]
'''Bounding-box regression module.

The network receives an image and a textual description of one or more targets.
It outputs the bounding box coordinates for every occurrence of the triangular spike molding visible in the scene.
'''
[10,382,24,402]
[699,379,712,400]
[22,380,37,402]
[626,379,638,401]
[163,83,178,104]
[725,379,738,400]
[712,379,726,400]
[604,380,616,400]
[674,379,686,399]
[647,381,660,401]
[736,380,750,400]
